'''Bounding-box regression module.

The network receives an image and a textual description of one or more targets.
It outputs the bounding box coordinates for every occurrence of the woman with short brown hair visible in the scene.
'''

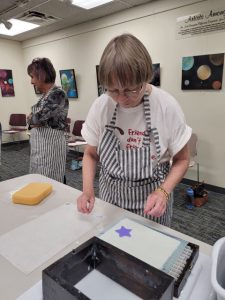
[77,34,191,226]
[27,57,69,183]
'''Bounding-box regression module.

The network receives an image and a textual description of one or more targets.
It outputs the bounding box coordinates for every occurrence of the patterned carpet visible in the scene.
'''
[1,142,225,246]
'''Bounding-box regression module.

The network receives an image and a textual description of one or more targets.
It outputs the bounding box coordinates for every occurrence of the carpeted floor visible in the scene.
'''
[1,142,225,246]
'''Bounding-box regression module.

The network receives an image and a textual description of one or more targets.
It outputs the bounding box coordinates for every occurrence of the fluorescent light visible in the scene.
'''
[72,0,113,10]
[0,19,39,36]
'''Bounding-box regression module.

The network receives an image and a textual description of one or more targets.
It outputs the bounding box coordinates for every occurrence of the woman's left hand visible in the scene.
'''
[144,190,168,217]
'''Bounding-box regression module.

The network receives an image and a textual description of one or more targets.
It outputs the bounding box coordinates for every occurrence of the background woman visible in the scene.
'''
[27,57,69,183]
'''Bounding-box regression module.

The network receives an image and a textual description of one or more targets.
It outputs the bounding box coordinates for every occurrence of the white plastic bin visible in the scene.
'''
[211,237,225,300]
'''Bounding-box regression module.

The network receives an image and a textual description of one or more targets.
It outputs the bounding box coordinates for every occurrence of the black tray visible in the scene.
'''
[42,236,174,300]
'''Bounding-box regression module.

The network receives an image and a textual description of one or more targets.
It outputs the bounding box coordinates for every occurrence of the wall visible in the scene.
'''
[1,0,225,188]
[0,38,29,142]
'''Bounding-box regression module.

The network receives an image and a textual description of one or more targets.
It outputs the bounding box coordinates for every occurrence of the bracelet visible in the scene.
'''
[155,186,170,201]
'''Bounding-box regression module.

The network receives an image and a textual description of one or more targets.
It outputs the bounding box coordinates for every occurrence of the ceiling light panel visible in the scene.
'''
[0,18,39,36]
[72,0,114,10]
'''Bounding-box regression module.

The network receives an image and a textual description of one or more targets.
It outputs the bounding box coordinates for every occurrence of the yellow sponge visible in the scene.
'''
[12,182,53,205]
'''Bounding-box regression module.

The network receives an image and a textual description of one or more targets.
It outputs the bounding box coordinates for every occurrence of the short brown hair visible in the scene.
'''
[27,57,56,84]
[99,33,153,89]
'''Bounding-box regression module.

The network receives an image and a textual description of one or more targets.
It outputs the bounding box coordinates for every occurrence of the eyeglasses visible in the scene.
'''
[107,85,143,98]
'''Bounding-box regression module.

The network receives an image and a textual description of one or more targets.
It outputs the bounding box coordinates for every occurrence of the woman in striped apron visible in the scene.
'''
[77,34,191,226]
[27,58,69,183]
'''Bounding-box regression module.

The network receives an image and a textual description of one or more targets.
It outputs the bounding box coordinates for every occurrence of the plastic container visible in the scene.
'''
[70,159,81,170]
[211,237,225,300]
[186,187,195,208]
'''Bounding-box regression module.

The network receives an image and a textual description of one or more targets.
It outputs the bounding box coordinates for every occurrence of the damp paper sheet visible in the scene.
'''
[0,203,104,274]
[99,218,187,270]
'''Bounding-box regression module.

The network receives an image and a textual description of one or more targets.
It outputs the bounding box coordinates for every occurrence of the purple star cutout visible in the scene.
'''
[115,226,132,237]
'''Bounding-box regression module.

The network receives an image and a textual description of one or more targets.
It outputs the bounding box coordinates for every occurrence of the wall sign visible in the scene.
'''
[177,7,225,39]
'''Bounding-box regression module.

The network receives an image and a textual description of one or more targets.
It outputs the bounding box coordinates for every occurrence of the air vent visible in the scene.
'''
[18,10,61,25]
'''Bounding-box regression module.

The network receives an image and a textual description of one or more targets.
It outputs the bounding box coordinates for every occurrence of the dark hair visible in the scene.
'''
[27,57,56,83]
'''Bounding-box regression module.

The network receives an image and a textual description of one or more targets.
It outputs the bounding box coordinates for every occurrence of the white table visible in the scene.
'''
[0,174,214,300]
[68,141,87,147]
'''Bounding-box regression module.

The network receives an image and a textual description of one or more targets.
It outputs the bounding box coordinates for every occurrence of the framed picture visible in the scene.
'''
[150,63,160,86]
[96,65,104,96]
[0,69,15,97]
[59,69,78,98]
[34,85,42,95]
[182,53,224,90]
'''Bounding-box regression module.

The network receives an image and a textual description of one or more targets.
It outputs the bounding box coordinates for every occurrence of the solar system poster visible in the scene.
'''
[0,69,15,97]
[150,63,160,86]
[181,53,224,90]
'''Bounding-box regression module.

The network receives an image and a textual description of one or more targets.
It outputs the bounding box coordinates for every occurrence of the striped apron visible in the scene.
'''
[29,89,67,183]
[98,94,173,226]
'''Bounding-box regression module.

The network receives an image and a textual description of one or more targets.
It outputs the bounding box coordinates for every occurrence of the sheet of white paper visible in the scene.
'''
[0,203,104,274]
[75,269,141,300]
[99,218,181,270]
[16,273,141,300]
[16,253,213,300]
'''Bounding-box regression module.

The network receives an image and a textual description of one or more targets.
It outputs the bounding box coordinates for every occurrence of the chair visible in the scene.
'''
[188,133,198,167]
[3,114,27,143]
[65,117,71,134]
[188,133,199,182]
[186,133,208,207]
[68,120,86,168]
[69,120,85,143]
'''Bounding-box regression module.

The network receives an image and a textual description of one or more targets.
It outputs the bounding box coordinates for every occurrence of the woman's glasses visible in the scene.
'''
[107,85,143,99]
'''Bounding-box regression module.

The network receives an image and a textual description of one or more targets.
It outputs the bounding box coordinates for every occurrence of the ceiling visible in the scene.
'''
[0,0,155,42]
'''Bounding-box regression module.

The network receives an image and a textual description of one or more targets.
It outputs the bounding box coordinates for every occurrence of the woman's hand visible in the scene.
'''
[77,192,95,214]
[144,189,168,217]
[76,145,98,214]
[144,143,190,218]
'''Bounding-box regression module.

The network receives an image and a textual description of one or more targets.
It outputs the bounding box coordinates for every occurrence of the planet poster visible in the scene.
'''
[0,69,15,97]
[181,53,224,90]
[150,63,160,86]
[59,69,78,98]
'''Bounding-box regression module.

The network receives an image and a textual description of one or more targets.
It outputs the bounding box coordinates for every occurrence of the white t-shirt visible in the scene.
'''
[82,85,192,163]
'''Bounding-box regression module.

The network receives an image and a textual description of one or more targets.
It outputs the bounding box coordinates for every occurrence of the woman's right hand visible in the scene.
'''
[77,192,95,214]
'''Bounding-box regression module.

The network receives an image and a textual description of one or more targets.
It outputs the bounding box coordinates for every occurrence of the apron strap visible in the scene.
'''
[143,93,161,164]
[142,94,152,147]
[104,104,118,132]
[143,93,152,131]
